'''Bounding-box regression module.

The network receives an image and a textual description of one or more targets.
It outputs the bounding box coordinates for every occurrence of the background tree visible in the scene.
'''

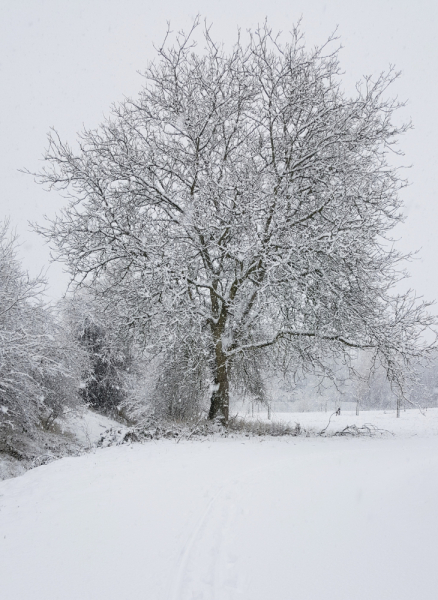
[62,294,134,418]
[33,20,435,422]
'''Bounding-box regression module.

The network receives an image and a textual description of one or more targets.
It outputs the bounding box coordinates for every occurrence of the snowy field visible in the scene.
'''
[1,409,438,600]
[241,406,438,438]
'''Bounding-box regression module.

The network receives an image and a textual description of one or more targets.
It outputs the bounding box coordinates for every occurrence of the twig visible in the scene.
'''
[319,411,338,435]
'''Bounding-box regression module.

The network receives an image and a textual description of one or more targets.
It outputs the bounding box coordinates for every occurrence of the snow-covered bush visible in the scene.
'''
[0,222,85,459]
[151,338,210,420]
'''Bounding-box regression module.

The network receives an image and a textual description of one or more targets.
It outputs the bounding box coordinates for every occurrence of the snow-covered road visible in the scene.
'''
[1,415,438,599]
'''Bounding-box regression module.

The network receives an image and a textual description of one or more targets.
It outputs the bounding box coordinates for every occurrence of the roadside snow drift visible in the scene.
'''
[1,410,438,600]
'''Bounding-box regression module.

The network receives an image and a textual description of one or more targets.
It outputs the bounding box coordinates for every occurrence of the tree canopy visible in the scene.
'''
[34,20,435,421]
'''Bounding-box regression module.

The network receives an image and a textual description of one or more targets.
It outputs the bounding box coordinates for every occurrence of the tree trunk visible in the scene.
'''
[208,340,230,423]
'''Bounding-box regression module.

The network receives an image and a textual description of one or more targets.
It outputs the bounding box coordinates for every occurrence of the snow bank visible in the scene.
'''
[62,409,120,447]
[0,409,120,481]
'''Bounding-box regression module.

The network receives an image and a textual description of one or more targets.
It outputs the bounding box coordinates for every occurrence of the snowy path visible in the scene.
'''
[172,437,438,600]
[1,426,438,599]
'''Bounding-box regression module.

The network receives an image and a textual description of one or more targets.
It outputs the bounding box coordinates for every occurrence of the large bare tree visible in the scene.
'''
[33,21,435,421]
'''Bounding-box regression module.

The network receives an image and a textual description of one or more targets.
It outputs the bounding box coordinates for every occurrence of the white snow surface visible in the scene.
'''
[1,409,438,600]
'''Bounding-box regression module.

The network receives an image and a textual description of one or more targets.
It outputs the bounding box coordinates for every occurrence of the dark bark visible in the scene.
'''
[208,332,230,423]
[208,364,229,423]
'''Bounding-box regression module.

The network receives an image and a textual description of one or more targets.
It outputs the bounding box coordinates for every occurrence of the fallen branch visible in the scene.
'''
[333,423,393,437]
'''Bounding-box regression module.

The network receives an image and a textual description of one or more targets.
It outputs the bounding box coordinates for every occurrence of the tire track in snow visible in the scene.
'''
[169,480,228,600]
[168,455,291,600]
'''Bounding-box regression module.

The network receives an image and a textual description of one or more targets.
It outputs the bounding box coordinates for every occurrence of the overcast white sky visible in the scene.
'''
[1,0,437,302]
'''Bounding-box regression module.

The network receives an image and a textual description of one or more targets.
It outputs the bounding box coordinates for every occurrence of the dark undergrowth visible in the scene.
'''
[97,413,393,448]
[0,429,84,480]
[97,415,304,447]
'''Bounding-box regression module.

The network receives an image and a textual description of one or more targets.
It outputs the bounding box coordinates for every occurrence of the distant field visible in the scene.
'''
[239,406,438,437]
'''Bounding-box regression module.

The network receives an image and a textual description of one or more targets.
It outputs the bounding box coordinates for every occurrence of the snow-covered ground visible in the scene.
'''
[1,409,438,599]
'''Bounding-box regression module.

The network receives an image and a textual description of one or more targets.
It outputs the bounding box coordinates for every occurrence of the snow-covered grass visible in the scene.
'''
[1,409,438,599]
